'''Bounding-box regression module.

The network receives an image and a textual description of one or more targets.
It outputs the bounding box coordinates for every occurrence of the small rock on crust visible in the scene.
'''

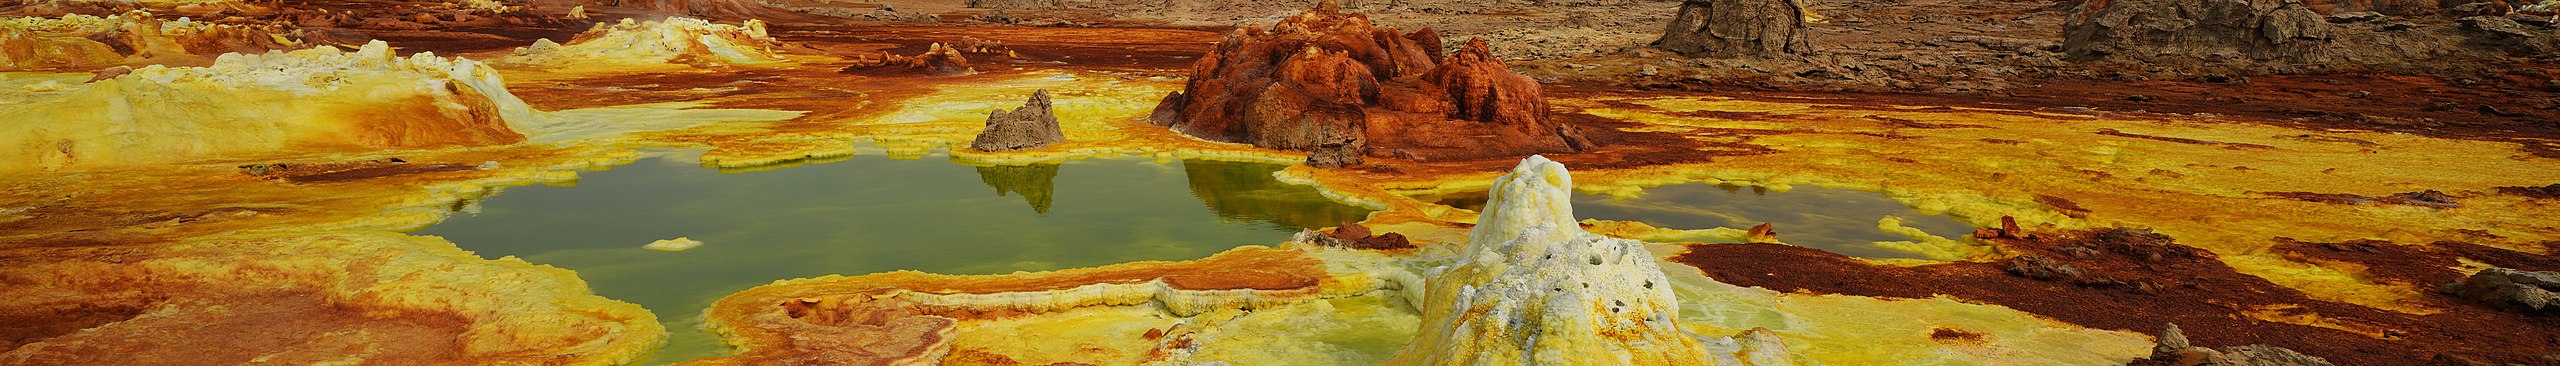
[1307,222,1415,250]
[2143,323,2336,366]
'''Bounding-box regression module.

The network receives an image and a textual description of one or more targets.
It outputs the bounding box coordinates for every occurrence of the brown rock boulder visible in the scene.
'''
[2141,324,2337,366]
[1652,0,1814,59]
[2442,267,2560,313]
[969,89,1064,152]
[1148,1,1591,163]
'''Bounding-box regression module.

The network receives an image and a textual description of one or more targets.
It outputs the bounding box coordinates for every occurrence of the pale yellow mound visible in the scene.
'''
[1392,155,1740,365]
[496,17,783,69]
[0,40,537,173]
[0,11,301,70]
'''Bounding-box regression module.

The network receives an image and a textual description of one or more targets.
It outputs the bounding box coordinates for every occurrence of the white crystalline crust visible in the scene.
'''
[1393,155,1743,366]
[0,40,536,172]
[497,17,783,68]
[1464,155,1582,253]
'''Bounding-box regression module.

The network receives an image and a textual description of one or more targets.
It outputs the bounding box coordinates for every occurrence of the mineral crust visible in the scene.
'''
[0,40,533,172]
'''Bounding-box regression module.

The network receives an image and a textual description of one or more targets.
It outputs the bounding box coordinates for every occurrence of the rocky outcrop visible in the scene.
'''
[1391,155,1783,365]
[1299,222,1414,250]
[2443,268,2559,313]
[2142,324,2336,366]
[840,42,974,76]
[0,11,310,71]
[2055,0,2552,74]
[966,0,1063,9]
[1651,0,1813,58]
[597,0,797,20]
[969,89,1065,152]
[2296,0,2442,14]
[1148,2,1592,163]
[1304,140,1363,168]
[495,17,784,68]
[0,0,263,17]
[0,40,533,172]
[2063,0,2337,66]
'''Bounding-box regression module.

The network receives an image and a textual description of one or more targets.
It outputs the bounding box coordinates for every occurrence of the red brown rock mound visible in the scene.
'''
[1146,2,1592,164]
[839,42,974,76]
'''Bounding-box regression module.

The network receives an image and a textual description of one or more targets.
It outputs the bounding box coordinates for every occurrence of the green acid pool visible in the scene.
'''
[414,153,1370,364]
[1418,183,1977,259]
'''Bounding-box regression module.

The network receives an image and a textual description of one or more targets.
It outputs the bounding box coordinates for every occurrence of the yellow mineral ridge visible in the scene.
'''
[0,11,306,71]
[0,231,660,364]
[0,39,534,173]
[495,17,786,70]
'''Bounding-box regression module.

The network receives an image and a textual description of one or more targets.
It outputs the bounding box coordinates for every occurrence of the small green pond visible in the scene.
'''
[1419,183,1976,259]
[414,152,1369,364]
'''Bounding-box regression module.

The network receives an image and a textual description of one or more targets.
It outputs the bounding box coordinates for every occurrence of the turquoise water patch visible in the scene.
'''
[1419,183,1975,259]
[415,153,1368,364]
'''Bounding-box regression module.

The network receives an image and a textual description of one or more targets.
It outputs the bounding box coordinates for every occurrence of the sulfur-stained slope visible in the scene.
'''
[0,11,308,71]
[494,17,785,70]
[0,40,534,173]
[0,231,661,365]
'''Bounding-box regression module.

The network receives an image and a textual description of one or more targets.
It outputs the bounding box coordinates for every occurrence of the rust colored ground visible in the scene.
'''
[1673,230,2560,365]
[1650,73,2560,143]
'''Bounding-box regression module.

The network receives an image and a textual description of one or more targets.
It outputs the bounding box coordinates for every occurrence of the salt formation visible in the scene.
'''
[1392,155,1780,365]
[0,11,308,71]
[646,237,706,251]
[0,40,534,172]
[496,17,784,68]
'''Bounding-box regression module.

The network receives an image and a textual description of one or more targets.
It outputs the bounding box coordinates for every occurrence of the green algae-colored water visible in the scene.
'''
[415,153,1369,363]
[1422,183,1976,259]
